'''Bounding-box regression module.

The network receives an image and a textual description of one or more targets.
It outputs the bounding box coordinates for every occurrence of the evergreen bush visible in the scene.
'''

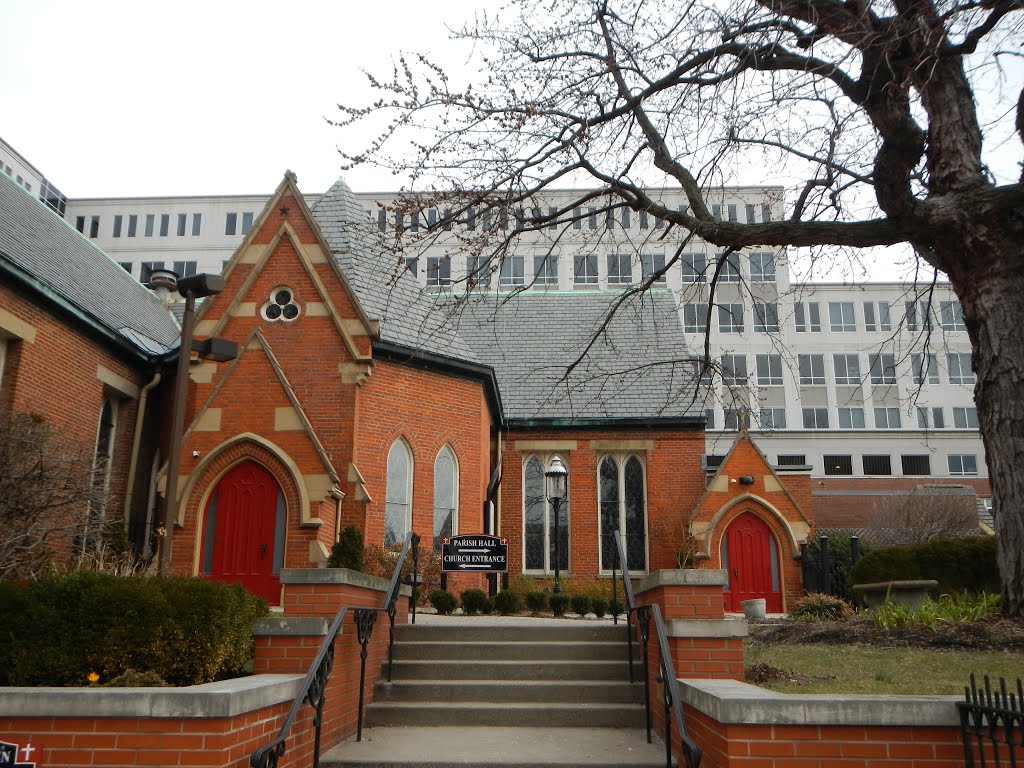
[848,536,998,595]
[0,572,267,687]
[460,588,490,615]
[525,591,547,613]
[493,590,523,615]
[590,596,609,617]
[428,589,457,614]
[570,594,591,615]
[326,526,365,571]
[608,598,624,618]
[549,593,570,616]
[803,531,870,600]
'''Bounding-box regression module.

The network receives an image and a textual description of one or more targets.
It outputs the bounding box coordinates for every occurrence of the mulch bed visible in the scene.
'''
[747,615,1024,651]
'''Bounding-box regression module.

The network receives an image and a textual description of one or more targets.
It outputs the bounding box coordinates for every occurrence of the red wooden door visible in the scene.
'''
[202,461,282,604]
[723,512,782,613]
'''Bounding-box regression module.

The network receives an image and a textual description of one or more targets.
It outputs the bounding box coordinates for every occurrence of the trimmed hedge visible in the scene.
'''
[848,536,999,595]
[0,572,268,687]
[493,590,523,615]
[460,588,490,615]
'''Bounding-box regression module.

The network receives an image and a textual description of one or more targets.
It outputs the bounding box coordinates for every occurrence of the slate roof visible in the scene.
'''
[311,178,704,423]
[455,291,705,422]
[0,173,180,356]
[311,179,480,363]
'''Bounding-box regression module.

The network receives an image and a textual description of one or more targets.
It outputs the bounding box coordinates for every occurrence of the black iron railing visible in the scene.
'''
[250,531,420,768]
[612,530,702,768]
[958,673,1024,767]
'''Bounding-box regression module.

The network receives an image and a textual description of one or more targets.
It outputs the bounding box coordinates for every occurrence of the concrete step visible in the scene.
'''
[374,679,644,705]
[385,659,632,681]
[321,726,672,768]
[365,701,647,729]
[393,640,630,662]
[394,623,629,643]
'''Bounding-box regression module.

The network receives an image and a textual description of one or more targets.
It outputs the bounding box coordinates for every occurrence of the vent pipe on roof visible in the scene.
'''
[146,268,179,304]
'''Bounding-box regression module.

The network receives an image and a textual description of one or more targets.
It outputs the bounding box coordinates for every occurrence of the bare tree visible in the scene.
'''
[0,408,113,579]
[335,0,1024,614]
[865,487,982,546]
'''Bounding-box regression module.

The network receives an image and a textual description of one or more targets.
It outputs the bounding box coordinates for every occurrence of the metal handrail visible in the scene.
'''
[250,531,419,768]
[613,530,702,768]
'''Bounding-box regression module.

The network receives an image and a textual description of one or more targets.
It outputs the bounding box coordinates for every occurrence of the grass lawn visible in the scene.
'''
[744,640,1024,695]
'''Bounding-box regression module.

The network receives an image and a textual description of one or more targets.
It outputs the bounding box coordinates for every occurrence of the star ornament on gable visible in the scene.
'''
[279,206,290,216]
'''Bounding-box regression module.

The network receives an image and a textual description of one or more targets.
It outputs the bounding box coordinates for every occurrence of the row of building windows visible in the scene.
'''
[684,300,967,336]
[707,405,978,431]
[415,252,673,288]
[793,300,966,334]
[712,352,974,388]
[3,164,30,192]
[72,211,257,240]
[822,453,979,476]
[376,201,774,234]
[707,451,979,476]
[383,439,649,573]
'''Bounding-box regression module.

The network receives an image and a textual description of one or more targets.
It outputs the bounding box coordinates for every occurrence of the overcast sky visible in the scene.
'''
[0,0,498,198]
[2,0,1018,227]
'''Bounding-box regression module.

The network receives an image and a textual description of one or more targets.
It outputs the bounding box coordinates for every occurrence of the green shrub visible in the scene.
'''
[791,593,854,622]
[609,598,624,617]
[493,590,523,615]
[848,536,999,596]
[570,594,591,615]
[590,596,609,617]
[870,592,1001,630]
[326,526,365,571]
[482,597,495,614]
[549,593,570,616]
[460,588,490,615]
[525,591,547,613]
[429,589,457,614]
[0,572,267,687]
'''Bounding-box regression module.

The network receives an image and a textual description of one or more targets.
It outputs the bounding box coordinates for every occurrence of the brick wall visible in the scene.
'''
[353,359,492,554]
[500,428,706,580]
[673,677,964,768]
[0,282,153,562]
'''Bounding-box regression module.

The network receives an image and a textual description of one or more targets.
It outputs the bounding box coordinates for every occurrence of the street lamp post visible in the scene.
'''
[545,455,568,595]
[155,272,231,577]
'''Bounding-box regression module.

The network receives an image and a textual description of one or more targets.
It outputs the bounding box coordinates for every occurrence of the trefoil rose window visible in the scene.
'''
[262,287,301,322]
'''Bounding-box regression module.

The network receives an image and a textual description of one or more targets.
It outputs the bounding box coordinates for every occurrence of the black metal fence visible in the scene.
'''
[958,674,1024,767]
[800,533,862,600]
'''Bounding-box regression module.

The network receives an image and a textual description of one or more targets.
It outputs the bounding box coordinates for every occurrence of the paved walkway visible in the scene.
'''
[322,726,669,767]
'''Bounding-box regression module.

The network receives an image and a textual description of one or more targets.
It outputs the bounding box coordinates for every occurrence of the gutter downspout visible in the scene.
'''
[123,371,162,531]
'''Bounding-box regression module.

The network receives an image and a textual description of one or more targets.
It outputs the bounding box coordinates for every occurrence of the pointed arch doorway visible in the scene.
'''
[200,461,285,604]
[721,512,782,613]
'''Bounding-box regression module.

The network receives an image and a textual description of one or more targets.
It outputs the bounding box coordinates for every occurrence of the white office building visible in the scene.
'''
[54,173,992,529]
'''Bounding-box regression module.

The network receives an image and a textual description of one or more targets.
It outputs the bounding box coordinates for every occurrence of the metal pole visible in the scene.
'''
[158,292,196,576]
[552,496,562,594]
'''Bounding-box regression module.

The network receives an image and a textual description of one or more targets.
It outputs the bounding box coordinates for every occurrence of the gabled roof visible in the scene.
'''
[311,179,480,363]
[0,173,180,357]
[311,178,706,426]
[456,291,705,424]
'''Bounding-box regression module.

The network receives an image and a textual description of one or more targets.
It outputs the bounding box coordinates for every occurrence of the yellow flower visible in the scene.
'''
[87,672,100,684]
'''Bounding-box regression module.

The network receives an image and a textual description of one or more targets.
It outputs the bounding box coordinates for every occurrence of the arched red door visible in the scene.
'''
[200,461,284,604]
[722,512,782,613]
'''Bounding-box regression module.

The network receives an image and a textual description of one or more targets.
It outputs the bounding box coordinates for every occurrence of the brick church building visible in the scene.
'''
[0,171,814,611]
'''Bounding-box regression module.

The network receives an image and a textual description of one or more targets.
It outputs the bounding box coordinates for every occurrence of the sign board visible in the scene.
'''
[0,740,38,767]
[441,534,508,573]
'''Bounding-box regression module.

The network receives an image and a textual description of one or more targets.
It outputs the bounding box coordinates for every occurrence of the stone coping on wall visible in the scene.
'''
[280,567,412,596]
[0,674,304,719]
[253,616,332,636]
[680,679,960,727]
[635,569,728,595]
[666,619,748,638]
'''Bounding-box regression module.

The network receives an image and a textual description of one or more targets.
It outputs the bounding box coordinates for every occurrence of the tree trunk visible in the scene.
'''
[944,217,1024,618]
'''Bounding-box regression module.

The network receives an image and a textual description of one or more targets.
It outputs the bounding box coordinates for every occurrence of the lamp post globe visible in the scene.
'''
[544,456,568,595]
